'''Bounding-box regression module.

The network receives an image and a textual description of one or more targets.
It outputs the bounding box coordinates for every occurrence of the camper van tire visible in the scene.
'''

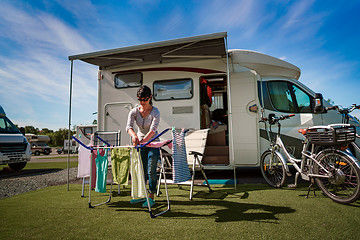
[8,162,27,171]
[260,150,287,188]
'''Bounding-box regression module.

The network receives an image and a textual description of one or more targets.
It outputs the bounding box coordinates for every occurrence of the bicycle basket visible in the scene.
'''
[306,125,356,146]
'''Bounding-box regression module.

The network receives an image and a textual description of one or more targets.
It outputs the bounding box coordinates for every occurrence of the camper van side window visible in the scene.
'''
[114,73,142,89]
[291,84,312,113]
[153,79,193,101]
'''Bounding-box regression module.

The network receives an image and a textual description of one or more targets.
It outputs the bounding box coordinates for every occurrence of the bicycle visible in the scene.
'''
[326,104,360,159]
[259,113,360,204]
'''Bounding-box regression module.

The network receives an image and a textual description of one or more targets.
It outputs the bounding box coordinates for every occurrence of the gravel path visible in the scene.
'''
[0,168,78,199]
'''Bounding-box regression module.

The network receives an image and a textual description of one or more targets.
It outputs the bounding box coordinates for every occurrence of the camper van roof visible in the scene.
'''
[229,49,301,79]
[68,32,227,69]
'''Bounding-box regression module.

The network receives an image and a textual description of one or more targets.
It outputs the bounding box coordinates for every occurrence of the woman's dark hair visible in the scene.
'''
[137,85,153,105]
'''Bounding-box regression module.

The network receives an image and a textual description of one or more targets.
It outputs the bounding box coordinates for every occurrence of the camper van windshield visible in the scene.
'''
[153,78,193,100]
[0,116,21,134]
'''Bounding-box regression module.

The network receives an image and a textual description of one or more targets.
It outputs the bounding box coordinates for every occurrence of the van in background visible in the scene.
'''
[0,105,31,170]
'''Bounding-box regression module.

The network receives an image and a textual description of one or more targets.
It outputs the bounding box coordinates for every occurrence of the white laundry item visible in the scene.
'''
[130,148,147,199]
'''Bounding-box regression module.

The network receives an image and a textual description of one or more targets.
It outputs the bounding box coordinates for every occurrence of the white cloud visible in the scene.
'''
[0,2,97,130]
[195,0,260,37]
[0,2,93,54]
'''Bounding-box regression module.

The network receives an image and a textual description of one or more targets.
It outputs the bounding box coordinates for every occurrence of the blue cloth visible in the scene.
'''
[140,147,159,194]
[95,149,108,193]
[172,129,191,183]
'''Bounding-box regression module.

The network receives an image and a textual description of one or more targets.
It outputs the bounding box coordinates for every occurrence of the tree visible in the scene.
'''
[40,128,53,135]
[48,128,75,147]
[25,126,39,134]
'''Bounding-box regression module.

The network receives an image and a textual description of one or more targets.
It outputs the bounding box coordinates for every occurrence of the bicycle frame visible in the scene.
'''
[261,112,360,204]
[273,134,333,181]
[265,121,332,183]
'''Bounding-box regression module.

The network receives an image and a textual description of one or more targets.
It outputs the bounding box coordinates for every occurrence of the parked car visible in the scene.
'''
[56,146,78,154]
[31,142,52,155]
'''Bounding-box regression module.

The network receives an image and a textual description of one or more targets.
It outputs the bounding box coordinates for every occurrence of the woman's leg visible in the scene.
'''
[147,148,160,196]
[140,148,149,184]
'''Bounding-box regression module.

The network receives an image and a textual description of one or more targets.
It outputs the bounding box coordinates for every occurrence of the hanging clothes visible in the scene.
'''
[77,144,97,189]
[130,148,147,199]
[172,128,191,183]
[95,148,108,193]
[146,140,172,149]
[111,148,130,185]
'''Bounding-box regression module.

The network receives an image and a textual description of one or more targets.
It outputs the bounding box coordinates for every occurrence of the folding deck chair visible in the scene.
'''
[184,129,212,200]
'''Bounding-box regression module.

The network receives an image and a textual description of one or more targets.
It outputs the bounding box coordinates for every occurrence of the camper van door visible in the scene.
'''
[259,78,323,158]
[229,72,259,166]
[103,102,132,146]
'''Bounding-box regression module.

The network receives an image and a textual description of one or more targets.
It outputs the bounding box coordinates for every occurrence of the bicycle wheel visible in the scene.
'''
[260,150,286,188]
[313,149,360,204]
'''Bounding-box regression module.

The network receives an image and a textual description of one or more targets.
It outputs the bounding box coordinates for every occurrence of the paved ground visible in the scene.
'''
[30,147,78,162]
[26,147,305,186]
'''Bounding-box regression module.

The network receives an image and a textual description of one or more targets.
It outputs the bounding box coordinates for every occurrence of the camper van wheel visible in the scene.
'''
[8,162,27,171]
[34,151,40,156]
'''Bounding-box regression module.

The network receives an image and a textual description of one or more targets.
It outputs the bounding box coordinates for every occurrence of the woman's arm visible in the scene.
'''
[128,128,140,146]
[126,108,140,146]
[140,130,155,144]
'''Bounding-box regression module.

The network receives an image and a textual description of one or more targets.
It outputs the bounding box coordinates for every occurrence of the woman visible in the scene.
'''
[126,85,160,207]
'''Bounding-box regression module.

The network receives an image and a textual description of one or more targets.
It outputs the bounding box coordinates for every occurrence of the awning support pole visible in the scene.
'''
[67,60,74,191]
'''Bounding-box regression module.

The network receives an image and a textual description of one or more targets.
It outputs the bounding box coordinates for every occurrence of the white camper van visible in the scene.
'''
[69,32,359,170]
[0,105,32,170]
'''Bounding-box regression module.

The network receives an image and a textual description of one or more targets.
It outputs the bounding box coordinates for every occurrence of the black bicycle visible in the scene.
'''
[326,104,360,159]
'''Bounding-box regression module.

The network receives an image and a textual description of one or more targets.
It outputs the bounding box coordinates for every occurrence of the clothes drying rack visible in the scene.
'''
[72,128,171,218]
[79,131,121,198]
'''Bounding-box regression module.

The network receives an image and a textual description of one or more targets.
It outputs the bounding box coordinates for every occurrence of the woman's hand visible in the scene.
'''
[132,136,140,146]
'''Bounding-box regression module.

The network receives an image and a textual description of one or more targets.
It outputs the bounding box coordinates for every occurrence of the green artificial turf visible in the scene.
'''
[1,183,360,239]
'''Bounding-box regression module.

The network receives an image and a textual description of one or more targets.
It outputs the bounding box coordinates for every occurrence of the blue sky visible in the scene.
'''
[0,0,359,130]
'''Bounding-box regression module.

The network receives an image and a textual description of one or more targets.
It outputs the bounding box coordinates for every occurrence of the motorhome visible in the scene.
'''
[0,105,31,170]
[68,32,359,170]
[25,133,52,155]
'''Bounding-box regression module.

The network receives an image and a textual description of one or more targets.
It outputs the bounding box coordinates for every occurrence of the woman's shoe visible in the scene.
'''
[142,198,155,208]
[130,198,146,204]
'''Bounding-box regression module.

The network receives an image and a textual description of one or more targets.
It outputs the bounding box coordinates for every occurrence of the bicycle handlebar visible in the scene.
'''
[326,104,360,114]
[260,114,295,124]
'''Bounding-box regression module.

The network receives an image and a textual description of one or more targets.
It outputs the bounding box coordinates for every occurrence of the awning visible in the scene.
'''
[68,32,227,69]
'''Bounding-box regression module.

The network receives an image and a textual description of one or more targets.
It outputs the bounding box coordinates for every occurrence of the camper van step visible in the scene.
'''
[204,146,229,156]
[202,156,229,165]
[207,130,226,146]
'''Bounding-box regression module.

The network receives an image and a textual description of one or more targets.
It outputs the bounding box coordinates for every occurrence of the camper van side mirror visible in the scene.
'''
[313,93,325,114]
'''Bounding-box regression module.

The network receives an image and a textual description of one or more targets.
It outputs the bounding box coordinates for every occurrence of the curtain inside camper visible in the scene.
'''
[268,81,295,113]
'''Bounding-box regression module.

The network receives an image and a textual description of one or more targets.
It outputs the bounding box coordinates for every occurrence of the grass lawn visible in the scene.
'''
[1,182,360,239]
